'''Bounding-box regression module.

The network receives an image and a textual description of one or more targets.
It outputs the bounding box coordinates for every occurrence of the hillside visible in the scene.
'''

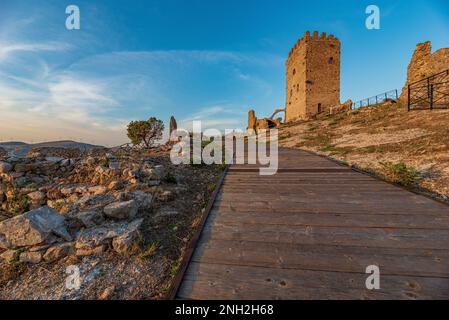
[0,140,103,158]
[278,101,449,201]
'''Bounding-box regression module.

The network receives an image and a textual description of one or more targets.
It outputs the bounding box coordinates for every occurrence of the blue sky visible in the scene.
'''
[0,0,448,146]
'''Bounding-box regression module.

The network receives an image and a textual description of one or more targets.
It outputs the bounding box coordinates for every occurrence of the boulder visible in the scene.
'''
[0,234,11,249]
[0,161,12,174]
[27,191,46,204]
[88,185,107,195]
[19,251,43,264]
[153,165,165,179]
[75,219,143,255]
[76,210,105,228]
[0,249,19,263]
[0,147,7,158]
[45,156,64,163]
[108,181,123,191]
[0,206,72,248]
[103,200,138,220]
[112,227,141,256]
[75,194,115,210]
[43,242,74,262]
[131,191,154,210]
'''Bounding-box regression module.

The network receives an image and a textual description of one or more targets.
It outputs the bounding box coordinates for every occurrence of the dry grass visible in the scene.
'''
[279,101,449,201]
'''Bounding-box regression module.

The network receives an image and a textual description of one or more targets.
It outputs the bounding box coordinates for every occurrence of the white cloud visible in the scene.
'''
[0,41,70,62]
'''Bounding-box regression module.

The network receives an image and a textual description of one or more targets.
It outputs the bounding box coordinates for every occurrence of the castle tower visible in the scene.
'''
[285,31,341,121]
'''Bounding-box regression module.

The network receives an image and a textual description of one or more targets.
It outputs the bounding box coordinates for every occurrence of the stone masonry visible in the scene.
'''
[285,31,340,122]
[400,41,449,100]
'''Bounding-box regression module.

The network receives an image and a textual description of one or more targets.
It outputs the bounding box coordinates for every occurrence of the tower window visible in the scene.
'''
[328,57,334,64]
[292,69,296,75]
[318,103,322,113]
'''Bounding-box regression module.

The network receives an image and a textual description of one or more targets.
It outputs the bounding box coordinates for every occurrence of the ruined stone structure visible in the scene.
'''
[247,109,282,133]
[285,31,340,121]
[400,41,449,100]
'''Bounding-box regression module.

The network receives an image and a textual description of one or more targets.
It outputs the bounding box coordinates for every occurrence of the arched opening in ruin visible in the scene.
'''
[328,57,334,64]
[293,69,296,75]
[318,103,322,113]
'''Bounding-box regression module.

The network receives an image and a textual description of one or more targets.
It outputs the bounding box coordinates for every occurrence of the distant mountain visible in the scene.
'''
[0,140,104,158]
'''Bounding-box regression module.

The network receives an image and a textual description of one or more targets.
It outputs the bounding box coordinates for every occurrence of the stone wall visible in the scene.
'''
[285,31,340,121]
[400,41,449,100]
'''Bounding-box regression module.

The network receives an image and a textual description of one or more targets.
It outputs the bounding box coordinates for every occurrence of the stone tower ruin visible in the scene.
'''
[285,31,341,121]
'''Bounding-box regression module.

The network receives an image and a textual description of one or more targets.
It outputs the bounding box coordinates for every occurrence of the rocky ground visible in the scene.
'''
[0,145,223,299]
[279,101,449,202]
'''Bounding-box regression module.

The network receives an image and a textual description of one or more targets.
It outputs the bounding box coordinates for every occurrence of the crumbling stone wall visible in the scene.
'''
[400,41,449,100]
[285,31,340,121]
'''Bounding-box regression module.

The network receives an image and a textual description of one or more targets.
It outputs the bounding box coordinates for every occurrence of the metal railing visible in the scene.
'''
[352,89,398,109]
[408,69,449,111]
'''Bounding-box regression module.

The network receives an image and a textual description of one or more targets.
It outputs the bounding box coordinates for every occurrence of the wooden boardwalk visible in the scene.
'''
[177,148,449,299]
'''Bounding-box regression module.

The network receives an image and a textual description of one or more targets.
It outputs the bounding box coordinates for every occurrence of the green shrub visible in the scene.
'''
[380,162,419,186]
[8,189,29,216]
[127,117,164,149]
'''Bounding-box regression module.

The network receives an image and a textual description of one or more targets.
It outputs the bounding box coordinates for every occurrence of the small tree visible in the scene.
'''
[127,117,164,148]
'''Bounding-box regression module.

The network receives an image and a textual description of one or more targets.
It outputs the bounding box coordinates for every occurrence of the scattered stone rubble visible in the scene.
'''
[0,149,173,265]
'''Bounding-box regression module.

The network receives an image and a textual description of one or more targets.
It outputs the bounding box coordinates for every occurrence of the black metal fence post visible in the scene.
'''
[430,84,434,110]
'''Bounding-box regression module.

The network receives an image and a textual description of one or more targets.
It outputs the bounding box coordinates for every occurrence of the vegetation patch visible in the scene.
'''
[380,162,420,187]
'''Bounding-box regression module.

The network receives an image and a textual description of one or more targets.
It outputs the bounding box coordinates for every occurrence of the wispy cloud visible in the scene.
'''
[0,41,71,62]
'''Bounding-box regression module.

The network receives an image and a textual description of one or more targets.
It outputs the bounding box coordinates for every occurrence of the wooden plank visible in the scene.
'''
[192,240,449,278]
[178,262,449,300]
[176,148,449,300]
[201,223,449,250]
[208,209,449,229]
[213,201,448,215]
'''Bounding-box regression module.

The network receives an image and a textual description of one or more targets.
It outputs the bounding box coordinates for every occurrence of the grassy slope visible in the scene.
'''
[278,102,449,201]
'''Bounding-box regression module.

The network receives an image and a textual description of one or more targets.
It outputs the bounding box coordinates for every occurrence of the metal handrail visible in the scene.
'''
[352,89,398,110]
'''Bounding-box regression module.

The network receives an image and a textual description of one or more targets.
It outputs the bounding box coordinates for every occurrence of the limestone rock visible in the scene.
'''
[76,210,105,228]
[88,185,107,195]
[0,234,11,249]
[108,181,123,191]
[20,251,43,264]
[0,206,72,248]
[99,286,116,300]
[153,165,165,179]
[27,191,46,204]
[131,191,153,210]
[0,249,19,263]
[43,242,74,262]
[112,227,141,256]
[103,200,138,220]
[76,245,105,257]
[75,219,143,256]
[0,147,7,159]
[0,161,12,174]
